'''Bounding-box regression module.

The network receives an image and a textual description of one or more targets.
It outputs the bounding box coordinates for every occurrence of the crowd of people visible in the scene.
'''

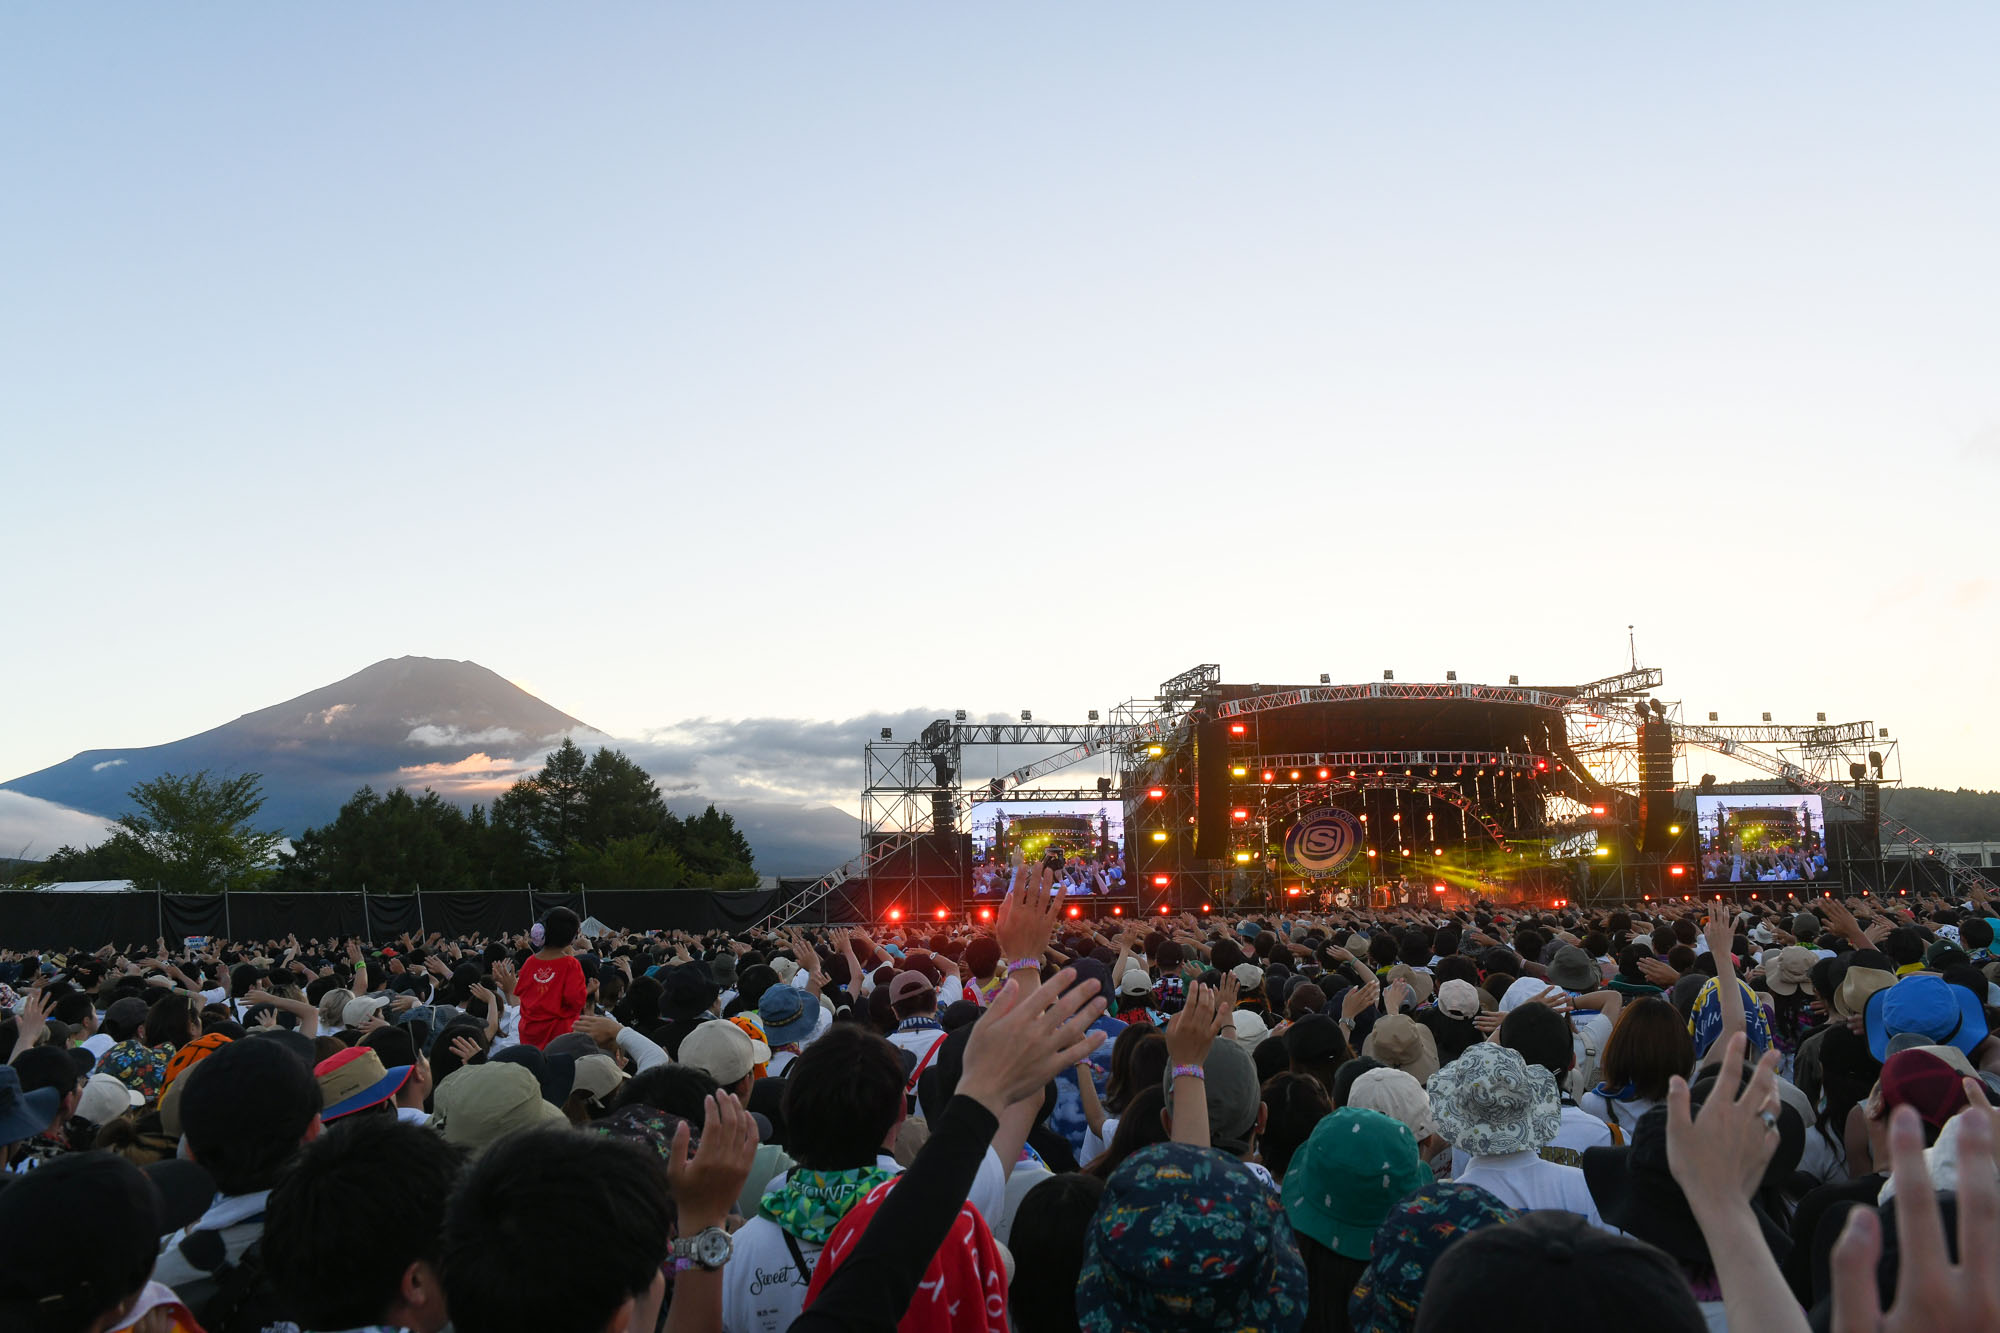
[2,868,1999,1333]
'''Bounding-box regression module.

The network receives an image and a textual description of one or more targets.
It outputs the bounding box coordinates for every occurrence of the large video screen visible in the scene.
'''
[967,800,1124,896]
[1696,794,1832,884]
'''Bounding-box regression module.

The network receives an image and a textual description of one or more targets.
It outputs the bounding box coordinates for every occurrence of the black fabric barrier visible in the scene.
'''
[0,887,791,948]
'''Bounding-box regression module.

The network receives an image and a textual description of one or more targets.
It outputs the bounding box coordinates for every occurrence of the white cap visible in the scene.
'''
[75,1072,143,1127]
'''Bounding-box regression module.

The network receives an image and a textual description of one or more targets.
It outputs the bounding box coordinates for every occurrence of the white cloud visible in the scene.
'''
[1966,424,2000,464]
[0,792,116,861]
[404,724,528,748]
[90,758,128,773]
[318,704,352,725]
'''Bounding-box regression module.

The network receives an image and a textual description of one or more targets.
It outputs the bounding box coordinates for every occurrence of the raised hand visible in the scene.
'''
[1341,978,1380,1021]
[573,1013,622,1048]
[668,1092,760,1230]
[958,967,1107,1114]
[1666,1032,1782,1206]
[1165,982,1222,1068]
[449,1034,483,1063]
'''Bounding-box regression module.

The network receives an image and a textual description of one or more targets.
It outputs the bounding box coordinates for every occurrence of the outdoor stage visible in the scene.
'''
[773,663,1990,926]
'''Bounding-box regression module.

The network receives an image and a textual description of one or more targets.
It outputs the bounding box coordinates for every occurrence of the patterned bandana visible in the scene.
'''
[759,1166,893,1245]
[804,1178,1007,1333]
[1348,1183,1518,1333]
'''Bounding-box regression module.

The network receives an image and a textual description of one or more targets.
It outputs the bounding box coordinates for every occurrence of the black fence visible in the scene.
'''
[0,887,787,950]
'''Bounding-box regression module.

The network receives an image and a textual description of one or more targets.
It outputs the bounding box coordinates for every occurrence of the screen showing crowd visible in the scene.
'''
[1694,793,1832,884]
[967,800,1125,895]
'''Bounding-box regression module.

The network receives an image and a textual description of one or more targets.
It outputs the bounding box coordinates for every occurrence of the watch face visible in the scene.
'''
[693,1227,732,1268]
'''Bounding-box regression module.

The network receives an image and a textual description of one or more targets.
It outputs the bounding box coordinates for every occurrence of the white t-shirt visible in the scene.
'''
[79,1032,114,1061]
[719,1147,1007,1333]
[1579,1091,1659,1137]
[1453,1150,1607,1228]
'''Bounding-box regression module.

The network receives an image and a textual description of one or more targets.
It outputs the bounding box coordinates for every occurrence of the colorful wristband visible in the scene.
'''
[1006,957,1042,973]
[1171,1063,1206,1081]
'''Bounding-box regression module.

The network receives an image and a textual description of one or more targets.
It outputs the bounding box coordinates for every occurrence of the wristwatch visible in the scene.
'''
[671,1225,733,1271]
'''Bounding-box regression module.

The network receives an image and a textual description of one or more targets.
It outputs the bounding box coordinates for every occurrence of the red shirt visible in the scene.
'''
[515,953,585,1049]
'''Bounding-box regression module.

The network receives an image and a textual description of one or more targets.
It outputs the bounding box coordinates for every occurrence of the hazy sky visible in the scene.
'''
[5,5,1997,794]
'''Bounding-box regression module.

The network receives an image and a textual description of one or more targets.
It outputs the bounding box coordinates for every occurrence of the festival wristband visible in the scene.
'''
[1005,958,1042,973]
[1171,1064,1206,1081]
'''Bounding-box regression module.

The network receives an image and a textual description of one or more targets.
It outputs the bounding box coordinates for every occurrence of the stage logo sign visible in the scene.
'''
[1283,807,1364,877]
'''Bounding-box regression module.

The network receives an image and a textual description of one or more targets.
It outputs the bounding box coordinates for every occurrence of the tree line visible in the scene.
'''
[13,739,757,894]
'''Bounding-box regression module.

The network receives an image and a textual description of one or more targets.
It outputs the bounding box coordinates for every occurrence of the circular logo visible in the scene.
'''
[1283,807,1364,877]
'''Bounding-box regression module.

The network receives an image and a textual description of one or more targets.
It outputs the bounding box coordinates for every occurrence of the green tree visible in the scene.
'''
[674,803,759,888]
[276,786,486,893]
[565,834,689,890]
[111,771,285,895]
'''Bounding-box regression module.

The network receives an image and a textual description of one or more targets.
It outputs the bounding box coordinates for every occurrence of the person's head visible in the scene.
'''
[443,1127,670,1333]
[1330,1055,1383,1108]
[11,1046,81,1132]
[674,1020,759,1102]
[1348,1183,1516,1333]
[1258,1072,1332,1179]
[1283,1108,1430,1261]
[1412,1210,1706,1333]
[1103,1026,1163,1112]
[1881,926,1927,969]
[1347,1066,1444,1158]
[1084,1084,1169,1177]
[1285,982,1327,1022]
[1499,1000,1575,1082]
[1367,934,1400,969]
[782,1023,907,1168]
[142,994,199,1048]
[1285,1013,1352,1096]
[1007,1173,1106,1333]
[537,908,580,952]
[265,1115,463,1333]
[179,1036,323,1195]
[1426,1042,1561,1157]
[1079,1143,1307,1333]
[1159,1035,1262,1157]
[1598,996,1694,1102]
[888,969,939,1020]
[0,1151,164,1333]
[50,992,96,1034]
[1959,918,1994,954]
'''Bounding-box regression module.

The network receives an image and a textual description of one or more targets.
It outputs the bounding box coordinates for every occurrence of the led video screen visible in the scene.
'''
[1695,793,1832,884]
[967,800,1124,895]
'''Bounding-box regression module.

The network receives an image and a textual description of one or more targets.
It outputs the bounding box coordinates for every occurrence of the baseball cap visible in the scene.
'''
[1230,1008,1271,1053]
[1232,963,1266,992]
[543,1032,604,1061]
[1117,969,1154,1000]
[102,995,149,1035]
[1833,955,1898,1019]
[1282,1108,1431,1260]
[1362,1015,1440,1086]
[678,1019,758,1086]
[1159,1034,1261,1155]
[75,1072,144,1128]
[430,1062,567,1155]
[888,970,936,1005]
[1877,1048,1972,1128]
[341,995,392,1028]
[569,1052,626,1108]
[1347,1066,1437,1143]
[1385,965,1434,1006]
[314,1046,414,1121]
[1436,979,1481,1020]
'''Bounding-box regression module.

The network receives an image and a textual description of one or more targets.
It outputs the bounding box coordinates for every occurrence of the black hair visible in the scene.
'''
[1258,1072,1332,1179]
[1398,931,1432,968]
[1329,1055,1382,1108]
[781,1025,906,1169]
[1006,1174,1106,1333]
[615,1064,721,1123]
[1366,935,1400,968]
[1881,927,1925,968]
[539,908,580,951]
[1500,1000,1575,1079]
[264,1116,463,1330]
[178,1038,322,1196]
[50,993,95,1028]
[1083,1085,1169,1179]
[1960,918,1994,951]
[11,1046,78,1100]
[442,1128,669,1333]
[143,994,199,1048]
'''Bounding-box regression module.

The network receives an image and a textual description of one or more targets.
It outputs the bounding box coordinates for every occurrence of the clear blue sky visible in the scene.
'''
[3,5,1997,790]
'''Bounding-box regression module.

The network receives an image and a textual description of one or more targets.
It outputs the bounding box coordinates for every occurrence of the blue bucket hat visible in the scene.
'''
[1077,1143,1307,1333]
[0,1065,61,1147]
[757,983,817,1047]
[1865,974,1988,1062]
[1348,1182,1518,1333]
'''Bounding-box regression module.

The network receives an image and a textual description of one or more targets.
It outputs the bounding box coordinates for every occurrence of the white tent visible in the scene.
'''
[31,880,138,893]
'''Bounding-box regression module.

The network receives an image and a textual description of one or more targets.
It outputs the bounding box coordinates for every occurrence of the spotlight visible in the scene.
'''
[1147,787,1165,800]
[1878,728,1889,738]
[1111,905,1122,916]
[935,908,948,921]
[955,709,967,721]
[1649,699,1666,717]
[1761,712,1772,722]
[1594,847,1610,857]
[1366,850,1377,858]
[1868,750,1885,777]
[1199,903,1211,913]
[1668,824,1681,835]
[1508,674,1519,685]
[1262,771,1274,782]
[1287,887,1301,896]
[1234,852,1252,863]
[1153,875,1170,887]
[1068,906,1080,918]
[1231,809,1248,821]
[1229,723,1246,735]
[1096,776,1112,794]
[1446,670,1457,681]
[880,727,893,739]
[1433,884,1446,894]
[1148,745,1164,757]
[1150,831,1168,843]
[1289,771,1301,780]
[1232,766,1247,778]
[1087,709,1099,720]
[1816,712,1826,722]
[1383,670,1395,681]
[1669,865,1685,877]
[1319,673,1331,684]
[1698,774,1716,793]
[1708,712,1718,721]
[1318,768,1330,780]
[1160,905,1171,915]
[978,907,991,921]
[1850,762,1867,782]
[888,908,903,922]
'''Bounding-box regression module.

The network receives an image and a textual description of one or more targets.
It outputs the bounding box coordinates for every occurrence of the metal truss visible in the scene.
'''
[1699,721,1875,748]
[1159,664,1221,700]
[967,786,1124,803]
[1215,681,1576,718]
[1569,668,1665,700]
[951,723,1120,746]
[1242,750,1549,775]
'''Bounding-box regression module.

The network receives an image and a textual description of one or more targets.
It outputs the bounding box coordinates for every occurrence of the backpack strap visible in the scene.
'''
[905,1032,949,1096]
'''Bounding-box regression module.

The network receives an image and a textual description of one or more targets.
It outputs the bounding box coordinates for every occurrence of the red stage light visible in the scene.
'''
[1159,905,1171,915]
[1317,768,1330,780]
[1591,805,1607,816]
[978,908,992,921]
[888,909,902,922]
[1199,903,1211,913]
[1067,906,1080,918]
[1433,884,1446,893]
[1231,808,1248,821]
[1749,893,1757,900]
[1287,887,1301,896]
[1111,905,1122,916]
[1535,759,1547,770]
[1229,723,1246,735]
[1152,874,1170,886]
[1147,787,1165,800]
[1261,771,1274,782]
[1669,865,1685,877]
[1289,771,1301,781]
[935,908,948,920]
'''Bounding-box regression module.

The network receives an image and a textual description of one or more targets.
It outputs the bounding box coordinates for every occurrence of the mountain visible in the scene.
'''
[1,657,862,875]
